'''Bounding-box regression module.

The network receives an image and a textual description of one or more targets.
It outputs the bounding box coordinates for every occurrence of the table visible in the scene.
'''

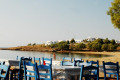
[52,62,91,80]
[52,65,81,80]
[2,59,92,80]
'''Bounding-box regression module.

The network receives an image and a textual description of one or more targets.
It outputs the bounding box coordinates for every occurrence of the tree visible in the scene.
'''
[50,43,58,48]
[101,44,108,51]
[103,38,110,44]
[110,39,116,45]
[91,43,102,51]
[86,42,93,50]
[107,0,120,30]
[27,43,32,46]
[82,39,88,42]
[70,38,75,43]
[66,40,70,44]
[57,41,69,50]
[95,39,103,44]
[108,44,115,51]
[75,43,86,50]
[33,43,36,46]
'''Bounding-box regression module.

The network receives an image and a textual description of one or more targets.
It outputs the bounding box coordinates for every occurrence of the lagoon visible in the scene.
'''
[0,50,111,60]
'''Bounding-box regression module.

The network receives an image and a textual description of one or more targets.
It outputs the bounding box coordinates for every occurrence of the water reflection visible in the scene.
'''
[0,50,112,60]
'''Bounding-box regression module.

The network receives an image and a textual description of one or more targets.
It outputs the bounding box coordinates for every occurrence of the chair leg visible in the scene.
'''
[117,74,119,80]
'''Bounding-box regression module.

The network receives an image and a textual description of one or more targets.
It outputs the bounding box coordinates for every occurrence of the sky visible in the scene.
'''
[0,0,120,47]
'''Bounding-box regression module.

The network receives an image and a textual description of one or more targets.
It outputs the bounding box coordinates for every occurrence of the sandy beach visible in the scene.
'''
[67,51,120,64]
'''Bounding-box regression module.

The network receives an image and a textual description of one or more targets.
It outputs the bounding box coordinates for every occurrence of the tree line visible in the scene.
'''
[49,38,119,51]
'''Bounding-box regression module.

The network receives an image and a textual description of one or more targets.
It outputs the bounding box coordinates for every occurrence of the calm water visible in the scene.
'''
[0,50,112,60]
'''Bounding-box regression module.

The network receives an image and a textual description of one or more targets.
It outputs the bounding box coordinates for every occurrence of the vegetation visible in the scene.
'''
[107,0,120,30]
[86,38,117,51]
[5,38,119,52]
[70,38,75,43]
[27,43,36,46]
[75,43,86,50]
[49,38,118,51]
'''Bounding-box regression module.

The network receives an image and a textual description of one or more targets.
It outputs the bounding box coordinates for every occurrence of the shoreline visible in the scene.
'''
[1,47,120,64]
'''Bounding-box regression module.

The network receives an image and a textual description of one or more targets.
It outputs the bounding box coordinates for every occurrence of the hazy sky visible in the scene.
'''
[0,0,120,47]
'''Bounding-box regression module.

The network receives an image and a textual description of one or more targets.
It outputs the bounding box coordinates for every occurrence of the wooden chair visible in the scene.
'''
[42,57,52,65]
[23,61,38,80]
[0,64,10,80]
[33,57,41,65]
[103,61,119,80]
[37,64,52,80]
[80,65,99,80]
[61,57,75,66]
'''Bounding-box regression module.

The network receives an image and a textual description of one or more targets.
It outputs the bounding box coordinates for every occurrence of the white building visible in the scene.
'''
[46,41,53,45]
[87,37,96,42]
[75,40,82,43]
[116,40,120,43]
[45,40,60,45]
[58,40,66,42]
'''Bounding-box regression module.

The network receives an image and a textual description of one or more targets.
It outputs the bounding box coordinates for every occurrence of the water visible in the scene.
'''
[0,50,112,60]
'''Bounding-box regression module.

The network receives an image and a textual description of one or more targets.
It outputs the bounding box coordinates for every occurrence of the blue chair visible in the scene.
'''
[0,61,5,65]
[86,60,99,75]
[16,56,24,60]
[10,57,32,80]
[103,61,119,80]
[63,57,73,62]
[23,61,38,80]
[18,57,32,80]
[0,64,10,80]
[74,58,84,66]
[42,57,52,65]
[33,57,41,65]
[37,64,52,80]
[61,57,75,66]
[80,65,99,80]
[88,60,99,66]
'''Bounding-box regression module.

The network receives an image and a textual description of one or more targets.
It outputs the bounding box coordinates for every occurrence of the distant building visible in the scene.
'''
[116,40,120,43]
[46,41,53,45]
[46,40,65,45]
[87,37,96,42]
[58,40,66,42]
[75,40,82,43]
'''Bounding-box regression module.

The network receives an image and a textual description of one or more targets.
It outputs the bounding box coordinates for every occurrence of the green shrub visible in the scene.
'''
[101,44,108,51]
[75,43,86,50]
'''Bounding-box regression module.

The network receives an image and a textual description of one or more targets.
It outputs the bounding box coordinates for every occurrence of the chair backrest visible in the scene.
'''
[79,62,92,67]
[61,57,75,66]
[0,61,5,65]
[33,57,41,65]
[103,61,119,80]
[19,57,32,68]
[86,60,99,67]
[18,57,32,80]
[42,57,52,65]
[0,64,10,80]
[23,61,38,80]
[80,65,99,80]
[16,56,24,60]
[74,58,84,66]
[63,57,73,62]
[37,64,52,80]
